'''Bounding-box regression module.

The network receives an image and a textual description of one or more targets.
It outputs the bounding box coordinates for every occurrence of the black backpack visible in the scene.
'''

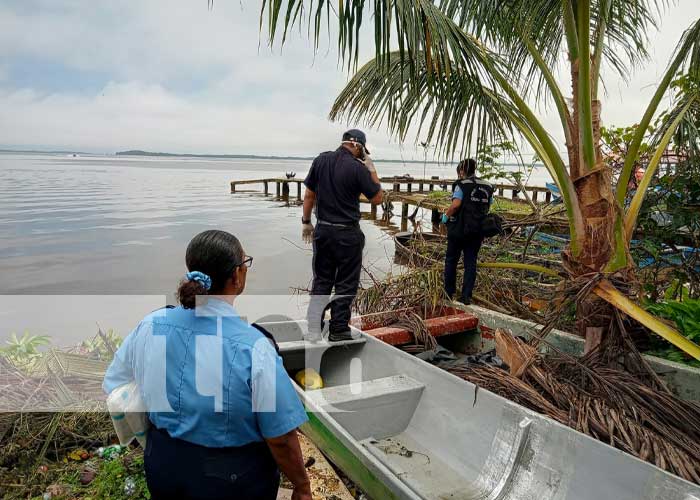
[481,213,504,238]
[450,177,499,237]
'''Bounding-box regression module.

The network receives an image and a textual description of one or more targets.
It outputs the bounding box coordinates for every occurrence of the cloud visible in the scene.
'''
[1,0,700,159]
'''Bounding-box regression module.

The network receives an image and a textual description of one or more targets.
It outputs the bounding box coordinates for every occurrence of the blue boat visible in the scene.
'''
[545,182,562,204]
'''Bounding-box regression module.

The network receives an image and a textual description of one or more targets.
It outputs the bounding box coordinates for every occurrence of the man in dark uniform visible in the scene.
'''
[442,158,494,305]
[302,130,384,341]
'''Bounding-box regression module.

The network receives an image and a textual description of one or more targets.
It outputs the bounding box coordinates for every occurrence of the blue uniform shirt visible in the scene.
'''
[103,298,308,447]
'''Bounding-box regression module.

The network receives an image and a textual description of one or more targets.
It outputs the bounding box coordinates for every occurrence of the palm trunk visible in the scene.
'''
[567,71,635,341]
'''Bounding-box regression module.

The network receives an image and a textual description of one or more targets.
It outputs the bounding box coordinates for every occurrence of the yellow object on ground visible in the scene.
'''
[295,368,324,390]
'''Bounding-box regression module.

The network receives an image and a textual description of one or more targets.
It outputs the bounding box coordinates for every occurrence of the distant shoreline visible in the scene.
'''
[115,150,446,165]
[115,149,317,161]
[0,148,537,167]
[0,148,446,164]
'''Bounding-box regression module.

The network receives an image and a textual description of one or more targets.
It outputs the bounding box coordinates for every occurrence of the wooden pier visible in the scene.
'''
[229,176,562,231]
[230,177,305,199]
[230,176,552,202]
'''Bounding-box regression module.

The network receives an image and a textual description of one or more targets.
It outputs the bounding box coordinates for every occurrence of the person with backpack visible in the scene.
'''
[441,158,494,305]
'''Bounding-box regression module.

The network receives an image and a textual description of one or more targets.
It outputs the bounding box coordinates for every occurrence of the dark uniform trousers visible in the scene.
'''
[145,425,279,500]
[444,234,483,303]
[308,223,365,335]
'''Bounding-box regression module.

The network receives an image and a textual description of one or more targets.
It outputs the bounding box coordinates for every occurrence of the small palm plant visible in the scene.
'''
[1,331,51,367]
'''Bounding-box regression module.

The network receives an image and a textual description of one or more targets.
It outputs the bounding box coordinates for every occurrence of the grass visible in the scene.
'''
[423,191,561,218]
[12,448,151,500]
[490,197,534,214]
[644,299,700,368]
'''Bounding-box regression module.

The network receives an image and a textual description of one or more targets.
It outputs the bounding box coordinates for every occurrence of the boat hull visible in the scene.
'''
[263,320,700,500]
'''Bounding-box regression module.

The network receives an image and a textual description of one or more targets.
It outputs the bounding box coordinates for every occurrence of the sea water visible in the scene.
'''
[0,152,551,345]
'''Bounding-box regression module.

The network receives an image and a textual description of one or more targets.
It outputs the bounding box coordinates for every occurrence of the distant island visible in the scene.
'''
[116,150,316,161]
[116,150,446,165]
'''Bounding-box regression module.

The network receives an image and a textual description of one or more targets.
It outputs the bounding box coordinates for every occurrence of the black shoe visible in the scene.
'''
[328,330,355,342]
[460,297,472,305]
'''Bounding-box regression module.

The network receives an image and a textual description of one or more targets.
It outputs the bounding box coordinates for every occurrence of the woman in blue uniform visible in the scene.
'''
[103,230,311,500]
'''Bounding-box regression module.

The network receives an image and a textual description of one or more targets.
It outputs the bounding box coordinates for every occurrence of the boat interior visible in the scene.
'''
[264,320,536,499]
[262,320,699,500]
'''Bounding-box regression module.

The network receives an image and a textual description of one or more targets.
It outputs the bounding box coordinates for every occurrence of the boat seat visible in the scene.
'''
[306,375,425,441]
[278,338,366,371]
[278,338,365,354]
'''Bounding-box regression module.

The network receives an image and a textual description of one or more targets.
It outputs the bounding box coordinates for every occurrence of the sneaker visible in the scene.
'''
[328,329,358,342]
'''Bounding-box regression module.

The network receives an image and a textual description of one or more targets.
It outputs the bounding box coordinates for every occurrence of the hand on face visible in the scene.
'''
[362,154,376,173]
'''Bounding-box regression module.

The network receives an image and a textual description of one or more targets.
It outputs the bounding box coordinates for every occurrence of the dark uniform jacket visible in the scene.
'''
[303,147,381,225]
[450,176,495,237]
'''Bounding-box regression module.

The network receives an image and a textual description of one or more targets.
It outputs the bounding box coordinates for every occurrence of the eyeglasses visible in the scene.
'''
[236,256,253,269]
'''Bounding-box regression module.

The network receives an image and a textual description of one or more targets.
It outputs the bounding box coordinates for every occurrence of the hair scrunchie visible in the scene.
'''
[185,271,212,291]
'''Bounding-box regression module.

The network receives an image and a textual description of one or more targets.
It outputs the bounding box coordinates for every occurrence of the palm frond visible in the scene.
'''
[625,91,699,238]
[261,0,499,84]
[617,17,700,205]
[329,51,517,158]
[436,0,662,101]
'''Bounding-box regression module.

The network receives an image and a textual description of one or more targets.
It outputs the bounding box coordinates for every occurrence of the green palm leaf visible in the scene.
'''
[329,51,516,158]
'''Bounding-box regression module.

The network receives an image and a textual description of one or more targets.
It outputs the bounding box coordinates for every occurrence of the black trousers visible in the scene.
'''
[444,234,483,302]
[144,426,279,500]
[308,223,365,334]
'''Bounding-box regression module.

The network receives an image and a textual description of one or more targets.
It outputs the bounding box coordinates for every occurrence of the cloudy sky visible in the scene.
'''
[1,1,700,160]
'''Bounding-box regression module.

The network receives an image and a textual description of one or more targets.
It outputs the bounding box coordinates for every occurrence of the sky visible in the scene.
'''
[1,1,700,160]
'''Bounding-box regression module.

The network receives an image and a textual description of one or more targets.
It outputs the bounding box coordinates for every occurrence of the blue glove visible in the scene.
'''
[441,213,449,224]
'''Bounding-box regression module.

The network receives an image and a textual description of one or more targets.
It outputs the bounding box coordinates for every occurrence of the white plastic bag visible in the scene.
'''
[106,381,148,448]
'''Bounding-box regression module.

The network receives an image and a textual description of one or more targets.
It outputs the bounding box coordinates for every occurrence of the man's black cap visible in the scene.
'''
[342,129,370,154]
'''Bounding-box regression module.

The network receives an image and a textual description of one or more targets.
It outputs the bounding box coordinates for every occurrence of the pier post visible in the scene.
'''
[264,181,269,195]
[532,190,538,202]
[297,182,302,199]
[545,191,551,203]
[498,186,504,196]
[276,182,280,197]
[230,182,236,193]
[282,182,290,198]
[512,188,519,200]
[401,203,408,231]
[441,182,447,192]
[406,183,412,193]
[419,182,424,192]
[430,175,439,192]
[393,182,400,193]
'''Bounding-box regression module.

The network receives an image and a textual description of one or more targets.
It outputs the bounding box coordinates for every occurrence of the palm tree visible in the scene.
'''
[260,0,700,358]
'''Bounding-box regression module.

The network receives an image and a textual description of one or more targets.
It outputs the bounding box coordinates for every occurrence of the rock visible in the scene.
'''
[44,483,71,498]
[80,467,97,485]
[276,488,293,500]
[124,476,136,496]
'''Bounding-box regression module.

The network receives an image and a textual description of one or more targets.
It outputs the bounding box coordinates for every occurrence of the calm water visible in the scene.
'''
[0,152,550,345]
